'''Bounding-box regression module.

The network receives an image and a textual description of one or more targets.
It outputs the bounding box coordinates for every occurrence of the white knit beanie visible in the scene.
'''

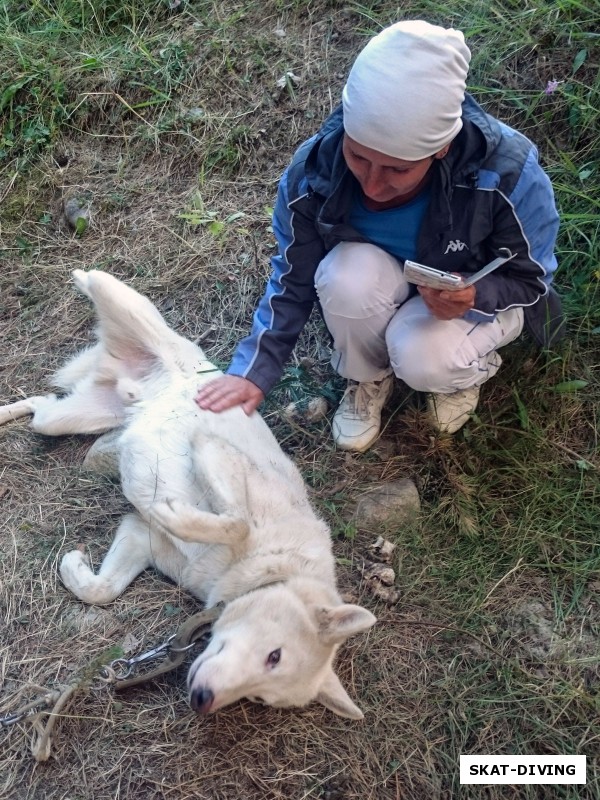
[342,20,471,161]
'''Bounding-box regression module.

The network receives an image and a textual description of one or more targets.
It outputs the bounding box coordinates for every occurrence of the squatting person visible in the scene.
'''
[195,19,562,452]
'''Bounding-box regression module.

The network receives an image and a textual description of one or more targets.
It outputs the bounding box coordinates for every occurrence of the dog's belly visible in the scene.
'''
[118,399,229,595]
[119,402,202,512]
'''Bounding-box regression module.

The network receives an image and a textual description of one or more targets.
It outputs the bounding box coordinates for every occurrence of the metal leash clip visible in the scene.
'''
[1,605,223,763]
[99,605,222,690]
[100,635,179,682]
[1,712,27,729]
[0,692,61,730]
[1,710,35,729]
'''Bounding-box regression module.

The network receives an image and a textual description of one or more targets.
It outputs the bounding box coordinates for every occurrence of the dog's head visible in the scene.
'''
[187,583,376,719]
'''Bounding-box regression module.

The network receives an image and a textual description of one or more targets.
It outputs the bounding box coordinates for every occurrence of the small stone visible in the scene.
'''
[355,479,420,526]
[305,396,329,422]
[82,430,122,477]
[282,396,328,423]
[63,196,92,230]
[282,402,297,421]
[182,107,205,122]
[276,71,301,89]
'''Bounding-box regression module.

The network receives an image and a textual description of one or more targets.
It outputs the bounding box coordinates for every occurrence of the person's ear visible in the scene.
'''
[434,143,452,159]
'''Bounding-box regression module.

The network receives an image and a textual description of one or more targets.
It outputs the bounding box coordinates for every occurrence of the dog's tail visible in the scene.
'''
[72,269,203,377]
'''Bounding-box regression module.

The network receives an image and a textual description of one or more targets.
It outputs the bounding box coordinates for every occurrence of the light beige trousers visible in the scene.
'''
[315,242,524,393]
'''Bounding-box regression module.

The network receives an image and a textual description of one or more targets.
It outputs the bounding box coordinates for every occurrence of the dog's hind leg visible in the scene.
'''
[72,269,180,367]
[60,513,152,605]
[28,380,131,436]
[1,383,128,435]
[52,344,103,391]
[0,397,52,426]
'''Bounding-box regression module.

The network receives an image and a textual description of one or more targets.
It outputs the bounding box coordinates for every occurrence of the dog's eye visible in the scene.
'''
[266,648,281,667]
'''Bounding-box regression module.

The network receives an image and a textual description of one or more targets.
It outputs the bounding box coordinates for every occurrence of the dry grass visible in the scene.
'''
[1,1,599,798]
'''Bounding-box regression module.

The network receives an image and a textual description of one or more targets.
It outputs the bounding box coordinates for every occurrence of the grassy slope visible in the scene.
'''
[0,1,598,798]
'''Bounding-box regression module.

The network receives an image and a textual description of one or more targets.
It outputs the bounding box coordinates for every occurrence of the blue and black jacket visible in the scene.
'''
[229,94,563,396]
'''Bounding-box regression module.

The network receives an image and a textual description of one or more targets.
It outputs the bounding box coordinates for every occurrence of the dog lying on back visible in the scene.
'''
[0,270,376,719]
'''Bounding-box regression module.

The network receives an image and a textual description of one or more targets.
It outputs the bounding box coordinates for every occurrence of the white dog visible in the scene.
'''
[0,270,376,719]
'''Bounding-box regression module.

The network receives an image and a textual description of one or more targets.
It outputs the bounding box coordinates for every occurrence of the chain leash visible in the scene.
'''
[1,605,222,760]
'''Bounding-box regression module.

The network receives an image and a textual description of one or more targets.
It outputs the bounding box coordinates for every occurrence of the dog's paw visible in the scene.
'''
[27,395,65,432]
[151,498,215,539]
[0,396,53,426]
[59,548,92,591]
[71,269,90,295]
[28,394,57,411]
[150,499,182,533]
[151,499,249,545]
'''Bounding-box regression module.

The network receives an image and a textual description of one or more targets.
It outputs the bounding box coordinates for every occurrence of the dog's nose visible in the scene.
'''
[190,687,214,714]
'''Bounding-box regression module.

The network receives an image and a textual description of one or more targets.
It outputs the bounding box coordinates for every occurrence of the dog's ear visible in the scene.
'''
[315,603,376,645]
[315,668,365,719]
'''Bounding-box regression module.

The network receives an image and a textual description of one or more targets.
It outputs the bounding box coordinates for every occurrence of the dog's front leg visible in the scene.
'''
[60,513,152,604]
[150,499,249,550]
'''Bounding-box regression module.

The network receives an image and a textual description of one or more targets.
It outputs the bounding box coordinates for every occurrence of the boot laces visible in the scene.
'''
[342,381,381,420]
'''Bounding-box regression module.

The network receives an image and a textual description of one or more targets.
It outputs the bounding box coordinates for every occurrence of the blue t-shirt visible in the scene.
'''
[348,184,431,262]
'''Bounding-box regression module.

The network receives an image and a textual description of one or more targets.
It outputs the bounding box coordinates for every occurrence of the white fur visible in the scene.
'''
[1,270,376,719]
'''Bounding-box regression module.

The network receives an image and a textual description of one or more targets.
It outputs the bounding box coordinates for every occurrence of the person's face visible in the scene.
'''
[342,134,447,204]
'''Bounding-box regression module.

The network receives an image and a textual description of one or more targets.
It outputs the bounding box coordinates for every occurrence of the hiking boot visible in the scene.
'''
[427,386,481,434]
[332,376,394,452]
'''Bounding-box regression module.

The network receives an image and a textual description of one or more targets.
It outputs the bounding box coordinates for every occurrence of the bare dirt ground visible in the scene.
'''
[1,3,598,799]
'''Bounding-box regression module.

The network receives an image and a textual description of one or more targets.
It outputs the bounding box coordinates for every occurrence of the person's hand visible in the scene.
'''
[418,281,476,320]
[195,375,264,416]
